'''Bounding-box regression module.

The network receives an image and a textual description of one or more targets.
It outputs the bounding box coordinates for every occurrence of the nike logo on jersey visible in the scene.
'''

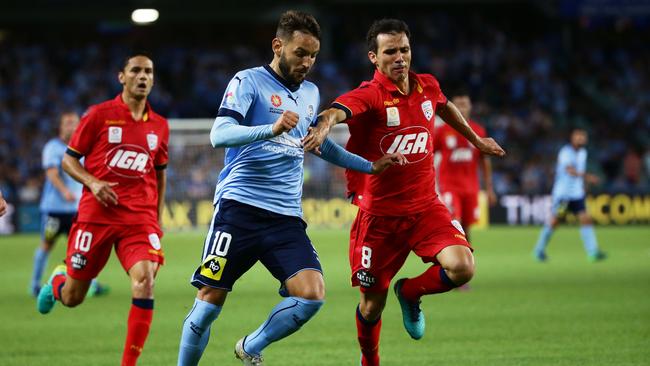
[380,126,431,163]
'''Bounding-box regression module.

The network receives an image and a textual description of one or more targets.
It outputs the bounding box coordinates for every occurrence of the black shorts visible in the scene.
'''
[41,212,75,243]
[191,199,322,293]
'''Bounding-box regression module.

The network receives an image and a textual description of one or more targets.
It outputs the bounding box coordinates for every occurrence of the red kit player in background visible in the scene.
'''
[36,52,169,366]
[304,19,505,365]
[434,91,497,242]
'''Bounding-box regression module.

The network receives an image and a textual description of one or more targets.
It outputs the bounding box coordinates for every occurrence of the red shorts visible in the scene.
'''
[440,190,479,226]
[65,222,165,281]
[349,199,471,292]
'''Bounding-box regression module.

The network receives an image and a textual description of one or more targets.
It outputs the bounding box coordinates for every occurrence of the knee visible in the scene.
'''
[197,286,228,306]
[359,297,386,321]
[579,215,593,226]
[292,284,325,301]
[131,273,155,298]
[62,290,86,307]
[443,256,475,286]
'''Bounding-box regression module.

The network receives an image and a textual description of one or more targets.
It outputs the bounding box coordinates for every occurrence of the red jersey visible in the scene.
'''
[67,95,169,227]
[434,120,486,194]
[333,70,447,216]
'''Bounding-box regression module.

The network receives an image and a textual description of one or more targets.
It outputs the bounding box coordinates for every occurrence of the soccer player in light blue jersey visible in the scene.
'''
[533,128,606,262]
[177,11,404,366]
[30,112,107,297]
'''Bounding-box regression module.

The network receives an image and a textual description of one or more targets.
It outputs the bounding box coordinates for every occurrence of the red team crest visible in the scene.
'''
[270,94,282,107]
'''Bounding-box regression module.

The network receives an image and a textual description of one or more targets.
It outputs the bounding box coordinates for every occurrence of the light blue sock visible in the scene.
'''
[178,298,222,366]
[31,247,49,293]
[534,225,554,254]
[244,297,324,356]
[580,225,599,256]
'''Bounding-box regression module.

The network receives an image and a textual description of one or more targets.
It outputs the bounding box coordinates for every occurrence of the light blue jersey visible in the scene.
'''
[39,138,82,213]
[212,65,370,217]
[551,144,587,200]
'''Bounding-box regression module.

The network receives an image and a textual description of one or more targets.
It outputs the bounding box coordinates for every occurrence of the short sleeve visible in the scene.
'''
[155,120,170,169]
[557,147,573,169]
[67,106,99,157]
[42,142,62,169]
[217,72,255,123]
[332,83,380,121]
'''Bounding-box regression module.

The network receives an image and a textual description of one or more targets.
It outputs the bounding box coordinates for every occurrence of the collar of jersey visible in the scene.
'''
[373,69,422,96]
[263,64,301,93]
[114,94,151,122]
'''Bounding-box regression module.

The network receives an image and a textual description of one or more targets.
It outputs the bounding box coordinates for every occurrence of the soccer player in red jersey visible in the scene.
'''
[434,91,497,241]
[304,19,505,365]
[36,52,169,366]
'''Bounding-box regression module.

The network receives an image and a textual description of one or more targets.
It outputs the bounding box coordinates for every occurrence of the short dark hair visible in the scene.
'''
[120,51,153,71]
[449,86,471,99]
[366,18,411,53]
[276,10,321,41]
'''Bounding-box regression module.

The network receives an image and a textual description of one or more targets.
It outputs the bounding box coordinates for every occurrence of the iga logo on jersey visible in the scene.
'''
[105,144,151,178]
[379,126,431,163]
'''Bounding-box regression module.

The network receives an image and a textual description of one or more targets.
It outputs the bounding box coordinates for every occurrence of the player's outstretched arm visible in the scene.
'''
[210,111,298,148]
[62,153,118,207]
[437,101,506,157]
[303,108,347,153]
[316,138,405,174]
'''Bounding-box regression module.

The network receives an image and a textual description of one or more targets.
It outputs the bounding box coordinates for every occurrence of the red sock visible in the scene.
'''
[121,299,154,366]
[356,305,381,366]
[51,274,66,301]
[400,265,457,301]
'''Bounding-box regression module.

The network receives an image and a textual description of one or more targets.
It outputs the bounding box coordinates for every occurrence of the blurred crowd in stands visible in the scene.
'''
[0,9,648,205]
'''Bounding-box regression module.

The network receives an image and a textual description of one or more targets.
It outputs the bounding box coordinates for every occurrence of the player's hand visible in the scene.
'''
[0,197,7,217]
[370,153,408,174]
[476,137,506,157]
[585,173,600,185]
[303,122,330,154]
[272,111,299,136]
[487,189,498,206]
[63,190,76,202]
[89,180,119,207]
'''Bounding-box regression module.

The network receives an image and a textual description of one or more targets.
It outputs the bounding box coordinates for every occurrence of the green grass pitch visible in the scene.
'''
[1,226,648,365]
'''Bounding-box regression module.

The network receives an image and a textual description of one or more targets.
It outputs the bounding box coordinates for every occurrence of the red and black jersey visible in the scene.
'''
[67,94,169,227]
[434,120,486,194]
[333,70,447,216]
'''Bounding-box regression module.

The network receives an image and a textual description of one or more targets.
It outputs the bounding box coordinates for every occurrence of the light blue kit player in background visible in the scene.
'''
[177,10,404,366]
[30,112,107,297]
[533,128,606,262]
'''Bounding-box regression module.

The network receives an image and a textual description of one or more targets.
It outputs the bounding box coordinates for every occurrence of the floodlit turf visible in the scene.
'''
[1,226,648,365]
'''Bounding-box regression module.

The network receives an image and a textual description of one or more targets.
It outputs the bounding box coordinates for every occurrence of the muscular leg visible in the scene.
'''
[357,291,387,366]
[122,260,158,366]
[178,287,227,366]
[242,270,324,356]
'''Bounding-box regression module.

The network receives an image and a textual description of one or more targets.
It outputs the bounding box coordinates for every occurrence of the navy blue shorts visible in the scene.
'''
[41,212,75,242]
[552,197,586,216]
[191,199,322,293]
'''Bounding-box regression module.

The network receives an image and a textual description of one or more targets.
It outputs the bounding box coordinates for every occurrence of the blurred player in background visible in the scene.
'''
[533,128,606,262]
[177,11,403,366]
[434,91,497,242]
[0,190,7,216]
[36,52,169,366]
[29,111,107,297]
[305,19,505,366]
